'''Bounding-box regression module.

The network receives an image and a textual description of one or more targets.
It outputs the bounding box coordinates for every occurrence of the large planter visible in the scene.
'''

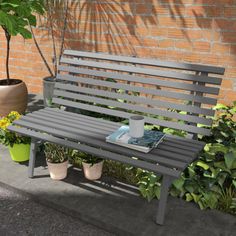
[0,79,28,117]
[47,160,68,180]
[43,77,55,107]
[8,143,30,162]
[82,161,104,180]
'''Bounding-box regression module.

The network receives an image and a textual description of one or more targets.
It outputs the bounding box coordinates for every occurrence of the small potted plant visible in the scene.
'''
[79,152,104,181]
[44,142,68,180]
[0,111,31,162]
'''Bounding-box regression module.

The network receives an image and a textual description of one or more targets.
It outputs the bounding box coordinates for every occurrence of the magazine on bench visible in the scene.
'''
[106,126,166,153]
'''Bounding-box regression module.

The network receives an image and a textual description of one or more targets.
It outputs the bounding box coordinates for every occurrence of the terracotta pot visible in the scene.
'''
[47,160,68,180]
[0,79,28,117]
[82,161,104,180]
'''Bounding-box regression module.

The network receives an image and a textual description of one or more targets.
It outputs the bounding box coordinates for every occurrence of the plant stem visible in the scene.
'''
[58,0,69,77]
[29,25,54,77]
[3,27,11,84]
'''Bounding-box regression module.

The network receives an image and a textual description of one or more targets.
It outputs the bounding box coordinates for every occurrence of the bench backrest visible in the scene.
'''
[52,50,224,136]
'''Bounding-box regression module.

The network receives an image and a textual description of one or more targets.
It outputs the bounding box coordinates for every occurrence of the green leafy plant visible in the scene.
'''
[70,150,103,167]
[170,102,236,214]
[132,102,236,215]
[0,111,30,147]
[44,142,68,163]
[0,0,45,84]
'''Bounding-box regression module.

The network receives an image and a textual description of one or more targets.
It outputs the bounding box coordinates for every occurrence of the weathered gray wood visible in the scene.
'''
[156,175,173,225]
[54,83,215,116]
[57,66,219,95]
[52,97,211,135]
[53,90,212,126]
[28,138,37,178]
[60,57,222,85]
[64,50,225,75]
[14,116,188,169]
[56,72,218,106]
[7,125,181,178]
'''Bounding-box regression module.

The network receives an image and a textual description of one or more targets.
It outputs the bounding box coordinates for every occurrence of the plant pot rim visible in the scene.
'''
[0,79,24,87]
[82,160,104,165]
[46,159,68,164]
[43,76,56,82]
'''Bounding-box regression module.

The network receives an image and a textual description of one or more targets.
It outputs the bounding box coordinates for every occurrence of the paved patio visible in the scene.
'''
[0,94,235,235]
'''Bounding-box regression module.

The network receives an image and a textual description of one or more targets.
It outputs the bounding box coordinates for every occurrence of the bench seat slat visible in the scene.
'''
[7,125,181,178]
[60,58,222,85]
[53,90,212,126]
[54,83,215,117]
[64,50,225,75]
[20,112,198,163]
[52,97,211,136]
[58,66,219,95]
[56,73,217,106]
[44,108,206,147]
[13,117,189,170]
[26,110,199,163]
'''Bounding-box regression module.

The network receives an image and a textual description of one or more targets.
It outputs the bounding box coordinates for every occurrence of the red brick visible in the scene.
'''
[193,42,211,52]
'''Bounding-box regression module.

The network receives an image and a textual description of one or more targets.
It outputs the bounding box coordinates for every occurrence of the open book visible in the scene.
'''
[106,126,165,153]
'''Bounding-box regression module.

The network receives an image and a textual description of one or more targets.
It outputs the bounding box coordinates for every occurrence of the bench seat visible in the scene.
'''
[9,107,205,179]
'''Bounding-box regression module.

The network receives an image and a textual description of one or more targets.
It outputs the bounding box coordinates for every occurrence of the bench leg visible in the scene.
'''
[156,175,173,225]
[28,139,38,178]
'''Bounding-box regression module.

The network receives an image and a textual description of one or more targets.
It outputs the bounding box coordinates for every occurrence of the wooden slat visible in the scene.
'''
[15,116,188,169]
[52,97,211,136]
[58,66,219,95]
[43,108,204,148]
[64,50,225,75]
[54,82,215,117]
[32,110,194,163]
[53,89,212,126]
[60,58,222,85]
[56,73,217,106]
[7,125,181,178]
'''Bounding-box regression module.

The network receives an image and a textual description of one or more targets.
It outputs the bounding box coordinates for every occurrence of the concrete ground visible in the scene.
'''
[0,94,235,235]
[0,183,113,236]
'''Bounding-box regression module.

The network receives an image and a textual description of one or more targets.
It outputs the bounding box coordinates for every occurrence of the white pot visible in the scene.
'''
[47,160,68,180]
[82,161,104,180]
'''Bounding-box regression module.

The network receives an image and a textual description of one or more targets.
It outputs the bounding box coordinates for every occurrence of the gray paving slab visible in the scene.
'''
[0,182,114,236]
[0,144,235,236]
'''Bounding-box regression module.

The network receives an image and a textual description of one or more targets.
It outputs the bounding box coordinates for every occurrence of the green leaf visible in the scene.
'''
[18,27,32,39]
[186,193,193,202]
[172,177,185,190]
[225,151,236,169]
[213,104,228,110]
[196,161,210,170]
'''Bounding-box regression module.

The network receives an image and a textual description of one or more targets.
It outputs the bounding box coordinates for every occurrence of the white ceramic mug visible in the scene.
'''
[129,115,144,138]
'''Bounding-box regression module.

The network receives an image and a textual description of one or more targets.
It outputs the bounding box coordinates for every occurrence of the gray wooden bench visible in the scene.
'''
[8,50,224,225]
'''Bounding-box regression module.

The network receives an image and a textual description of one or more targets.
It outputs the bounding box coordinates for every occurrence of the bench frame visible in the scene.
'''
[8,50,224,225]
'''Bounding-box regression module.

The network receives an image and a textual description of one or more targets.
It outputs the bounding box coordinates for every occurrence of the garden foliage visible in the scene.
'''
[71,102,236,214]
[0,111,30,147]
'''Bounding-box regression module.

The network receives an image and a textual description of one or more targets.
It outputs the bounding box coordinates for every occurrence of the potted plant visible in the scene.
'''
[44,142,68,180]
[0,0,45,117]
[79,152,104,181]
[0,111,31,162]
[32,0,70,107]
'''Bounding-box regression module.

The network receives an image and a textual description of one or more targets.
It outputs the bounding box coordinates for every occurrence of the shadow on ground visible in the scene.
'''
[0,144,235,236]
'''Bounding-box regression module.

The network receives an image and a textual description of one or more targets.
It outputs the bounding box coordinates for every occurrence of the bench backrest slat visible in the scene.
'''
[64,50,225,75]
[58,66,219,95]
[52,50,224,136]
[60,57,222,85]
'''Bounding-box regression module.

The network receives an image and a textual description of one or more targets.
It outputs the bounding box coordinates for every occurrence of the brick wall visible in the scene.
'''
[1,0,236,103]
